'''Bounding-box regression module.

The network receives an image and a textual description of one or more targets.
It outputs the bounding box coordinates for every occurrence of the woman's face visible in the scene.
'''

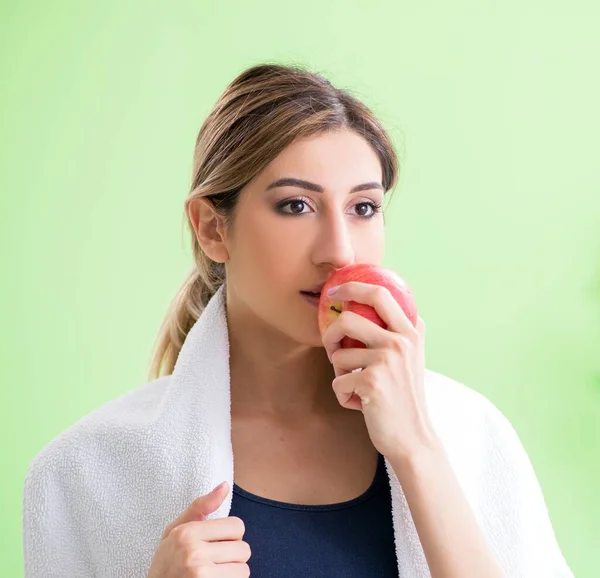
[224,128,386,348]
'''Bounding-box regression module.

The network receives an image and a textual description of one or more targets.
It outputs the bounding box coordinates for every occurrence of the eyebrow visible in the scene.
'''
[265,177,384,194]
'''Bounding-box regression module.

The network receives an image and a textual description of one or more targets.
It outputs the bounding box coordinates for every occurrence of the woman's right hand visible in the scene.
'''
[148,482,251,577]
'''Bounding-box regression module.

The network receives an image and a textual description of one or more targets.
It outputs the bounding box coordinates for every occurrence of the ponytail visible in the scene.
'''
[147,256,225,380]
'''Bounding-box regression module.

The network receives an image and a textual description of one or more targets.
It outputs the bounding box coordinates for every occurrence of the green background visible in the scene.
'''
[1,0,598,575]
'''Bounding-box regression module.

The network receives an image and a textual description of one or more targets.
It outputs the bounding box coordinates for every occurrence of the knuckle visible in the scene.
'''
[389,335,405,353]
[230,515,246,535]
[169,524,192,544]
[404,330,418,346]
[375,350,388,365]
[339,310,354,328]
[161,523,174,541]
[362,368,378,389]
[330,348,343,363]
[405,322,419,338]
[180,542,212,575]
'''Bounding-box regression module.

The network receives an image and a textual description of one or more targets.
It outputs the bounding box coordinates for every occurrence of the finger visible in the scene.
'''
[207,539,252,564]
[213,563,251,576]
[163,483,229,538]
[186,483,228,522]
[322,310,390,358]
[325,282,416,335]
[173,516,246,543]
[331,370,373,410]
[330,346,379,377]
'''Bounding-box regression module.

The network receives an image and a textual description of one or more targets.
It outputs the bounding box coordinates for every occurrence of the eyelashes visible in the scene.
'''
[275,197,383,219]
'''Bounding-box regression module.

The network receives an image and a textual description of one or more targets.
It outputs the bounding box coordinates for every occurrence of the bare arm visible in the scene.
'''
[388,440,506,578]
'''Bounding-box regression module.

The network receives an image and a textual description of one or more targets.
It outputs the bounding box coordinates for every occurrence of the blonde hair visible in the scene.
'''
[147,62,400,380]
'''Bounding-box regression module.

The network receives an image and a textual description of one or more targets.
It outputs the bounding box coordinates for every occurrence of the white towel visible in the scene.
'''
[22,283,574,577]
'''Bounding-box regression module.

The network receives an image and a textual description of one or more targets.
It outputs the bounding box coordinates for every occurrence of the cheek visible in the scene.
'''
[257,228,308,294]
[230,218,303,289]
[356,225,385,262]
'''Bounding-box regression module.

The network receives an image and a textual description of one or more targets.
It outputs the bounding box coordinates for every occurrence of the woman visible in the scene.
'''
[22,63,573,578]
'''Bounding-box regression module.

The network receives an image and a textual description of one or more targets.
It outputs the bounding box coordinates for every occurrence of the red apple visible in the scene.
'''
[318,264,418,349]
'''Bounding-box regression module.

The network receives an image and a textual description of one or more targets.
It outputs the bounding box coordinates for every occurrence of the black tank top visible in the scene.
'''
[228,452,399,577]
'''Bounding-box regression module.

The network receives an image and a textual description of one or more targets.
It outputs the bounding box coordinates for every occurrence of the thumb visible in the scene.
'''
[162,481,229,539]
[192,481,230,519]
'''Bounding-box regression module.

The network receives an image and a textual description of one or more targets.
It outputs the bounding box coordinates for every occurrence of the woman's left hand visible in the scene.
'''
[321,281,439,462]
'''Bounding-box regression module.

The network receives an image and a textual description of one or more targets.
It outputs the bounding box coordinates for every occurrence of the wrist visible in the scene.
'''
[388,431,445,478]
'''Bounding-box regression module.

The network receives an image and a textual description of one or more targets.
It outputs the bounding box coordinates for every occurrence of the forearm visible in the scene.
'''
[389,440,506,578]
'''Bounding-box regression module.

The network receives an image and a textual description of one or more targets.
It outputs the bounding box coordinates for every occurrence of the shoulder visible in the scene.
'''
[422,376,573,575]
[24,374,173,491]
[23,375,176,575]
[422,368,522,466]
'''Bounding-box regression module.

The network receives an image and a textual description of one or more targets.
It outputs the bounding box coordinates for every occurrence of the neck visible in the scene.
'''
[225,300,340,420]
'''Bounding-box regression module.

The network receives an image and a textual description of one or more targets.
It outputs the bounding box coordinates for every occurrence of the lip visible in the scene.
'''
[301,282,326,293]
[301,292,321,307]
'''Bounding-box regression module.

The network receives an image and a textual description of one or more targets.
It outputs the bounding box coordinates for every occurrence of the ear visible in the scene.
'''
[188,197,229,263]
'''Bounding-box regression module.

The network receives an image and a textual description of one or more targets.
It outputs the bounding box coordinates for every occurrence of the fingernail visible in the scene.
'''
[327,286,339,296]
[213,481,226,492]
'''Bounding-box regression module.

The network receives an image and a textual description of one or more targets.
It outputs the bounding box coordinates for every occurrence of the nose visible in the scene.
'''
[312,210,355,269]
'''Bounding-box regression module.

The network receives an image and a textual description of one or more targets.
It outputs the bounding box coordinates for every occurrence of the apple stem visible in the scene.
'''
[330,305,342,314]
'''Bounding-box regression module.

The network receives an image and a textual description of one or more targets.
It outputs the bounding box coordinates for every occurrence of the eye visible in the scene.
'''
[354,202,381,218]
[275,197,313,215]
[275,198,383,219]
